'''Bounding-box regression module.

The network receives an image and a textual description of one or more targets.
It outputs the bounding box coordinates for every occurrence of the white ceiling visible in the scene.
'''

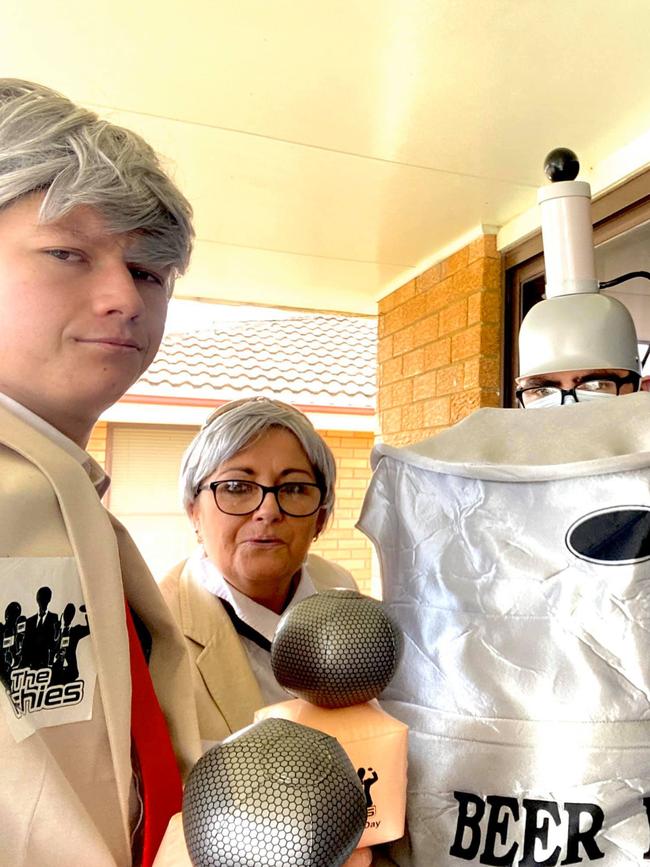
[4,0,650,313]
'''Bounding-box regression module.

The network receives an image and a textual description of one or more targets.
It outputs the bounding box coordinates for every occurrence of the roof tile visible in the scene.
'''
[129,314,377,410]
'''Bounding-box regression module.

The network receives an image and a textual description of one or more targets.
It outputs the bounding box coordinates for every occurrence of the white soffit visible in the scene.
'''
[3,1,650,312]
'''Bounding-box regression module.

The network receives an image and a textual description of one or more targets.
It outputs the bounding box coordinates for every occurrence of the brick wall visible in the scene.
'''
[87,421,108,467]
[378,234,502,445]
[308,429,374,596]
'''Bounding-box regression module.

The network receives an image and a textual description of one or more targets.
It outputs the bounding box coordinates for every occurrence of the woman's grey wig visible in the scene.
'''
[0,79,193,293]
[181,398,337,524]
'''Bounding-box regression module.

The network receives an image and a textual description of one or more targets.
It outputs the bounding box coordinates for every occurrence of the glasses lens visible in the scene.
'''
[214,480,261,515]
[575,379,618,396]
[277,482,322,516]
[520,386,562,407]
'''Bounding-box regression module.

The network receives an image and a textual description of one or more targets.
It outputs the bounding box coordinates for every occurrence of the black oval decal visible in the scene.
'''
[566,507,650,565]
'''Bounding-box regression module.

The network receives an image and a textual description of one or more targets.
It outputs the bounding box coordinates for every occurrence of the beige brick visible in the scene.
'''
[343,560,368,572]
[480,290,502,324]
[453,259,486,295]
[451,325,482,361]
[463,357,480,390]
[480,389,502,408]
[393,325,415,356]
[378,383,394,412]
[438,299,468,337]
[88,421,108,468]
[392,279,416,309]
[440,246,469,280]
[424,276,455,315]
[478,355,502,389]
[403,347,425,378]
[377,334,394,363]
[467,292,482,326]
[415,263,441,294]
[340,436,364,449]
[336,497,359,510]
[484,257,502,291]
[436,362,465,395]
[383,305,406,336]
[423,396,451,427]
[402,293,428,327]
[402,401,424,431]
[411,314,439,348]
[378,291,397,315]
[382,406,402,435]
[381,355,403,385]
[412,370,437,402]
[424,338,452,370]
[334,527,356,539]
[393,377,413,408]
[450,389,482,424]
[480,323,501,356]
[346,537,370,549]
[468,234,499,263]
[339,457,368,469]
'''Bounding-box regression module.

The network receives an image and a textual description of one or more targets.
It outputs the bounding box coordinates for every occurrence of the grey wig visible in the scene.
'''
[0,79,193,293]
[181,398,337,523]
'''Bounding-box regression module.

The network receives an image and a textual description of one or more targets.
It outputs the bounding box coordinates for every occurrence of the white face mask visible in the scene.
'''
[526,389,617,409]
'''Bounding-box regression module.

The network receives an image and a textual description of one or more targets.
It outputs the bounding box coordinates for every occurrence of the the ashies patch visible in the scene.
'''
[0,557,96,741]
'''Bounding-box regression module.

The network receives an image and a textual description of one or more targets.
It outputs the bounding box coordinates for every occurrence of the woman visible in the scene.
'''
[160,397,357,744]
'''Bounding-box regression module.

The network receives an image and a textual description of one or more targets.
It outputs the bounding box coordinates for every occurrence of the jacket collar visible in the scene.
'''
[177,560,264,733]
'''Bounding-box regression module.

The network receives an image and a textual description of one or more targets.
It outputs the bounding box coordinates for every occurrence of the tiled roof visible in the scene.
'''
[129,314,377,411]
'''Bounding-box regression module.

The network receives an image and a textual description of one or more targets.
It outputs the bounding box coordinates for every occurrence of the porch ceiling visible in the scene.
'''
[4,1,650,313]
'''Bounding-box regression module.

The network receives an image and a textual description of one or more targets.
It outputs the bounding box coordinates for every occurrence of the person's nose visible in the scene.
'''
[253,488,283,521]
[92,260,146,320]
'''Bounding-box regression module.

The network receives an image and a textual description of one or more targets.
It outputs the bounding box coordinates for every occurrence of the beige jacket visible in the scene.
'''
[0,406,201,866]
[160,553,357,742]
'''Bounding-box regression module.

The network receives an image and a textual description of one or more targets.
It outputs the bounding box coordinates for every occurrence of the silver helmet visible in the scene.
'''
[518,292,640,378]
[518,149,640,380]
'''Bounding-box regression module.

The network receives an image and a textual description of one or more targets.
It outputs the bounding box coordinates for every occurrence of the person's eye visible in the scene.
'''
[282,483,311,496]
[45,248,85,263]
[129,265,165,286]
[578,379,615,393]
[222,480,255,495]
[527,386,555,399]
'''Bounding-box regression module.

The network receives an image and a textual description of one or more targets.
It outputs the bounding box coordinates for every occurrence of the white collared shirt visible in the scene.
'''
[0,392,109,496]
[191,548,317,705]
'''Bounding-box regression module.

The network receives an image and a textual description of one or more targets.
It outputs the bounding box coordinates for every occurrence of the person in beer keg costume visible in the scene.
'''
[358,151,650,866]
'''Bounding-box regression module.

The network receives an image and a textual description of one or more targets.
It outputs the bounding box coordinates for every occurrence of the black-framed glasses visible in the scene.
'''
[516,372,640,408]
[196,479,324,517]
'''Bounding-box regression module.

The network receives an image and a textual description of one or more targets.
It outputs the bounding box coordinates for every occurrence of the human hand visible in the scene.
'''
[343,847,372,867]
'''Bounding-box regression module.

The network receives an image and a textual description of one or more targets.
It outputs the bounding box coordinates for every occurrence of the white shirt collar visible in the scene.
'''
[0,392,109,497]
[191,548,317,643]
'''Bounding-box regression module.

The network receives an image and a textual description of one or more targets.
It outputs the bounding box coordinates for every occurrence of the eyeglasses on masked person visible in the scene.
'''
[516,371,640,409]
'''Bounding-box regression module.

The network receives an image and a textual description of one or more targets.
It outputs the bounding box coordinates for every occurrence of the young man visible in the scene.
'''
[0,79,201,866]
[515,291,642,408]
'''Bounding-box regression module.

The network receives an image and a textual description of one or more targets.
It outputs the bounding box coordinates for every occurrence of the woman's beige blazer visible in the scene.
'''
[160,553,357,743]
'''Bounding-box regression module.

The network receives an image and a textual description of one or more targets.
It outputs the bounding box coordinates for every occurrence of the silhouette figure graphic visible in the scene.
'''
[51,603,90,685]
[0,601,24,687]
[22,586,59,670]
[357,767,379,809]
